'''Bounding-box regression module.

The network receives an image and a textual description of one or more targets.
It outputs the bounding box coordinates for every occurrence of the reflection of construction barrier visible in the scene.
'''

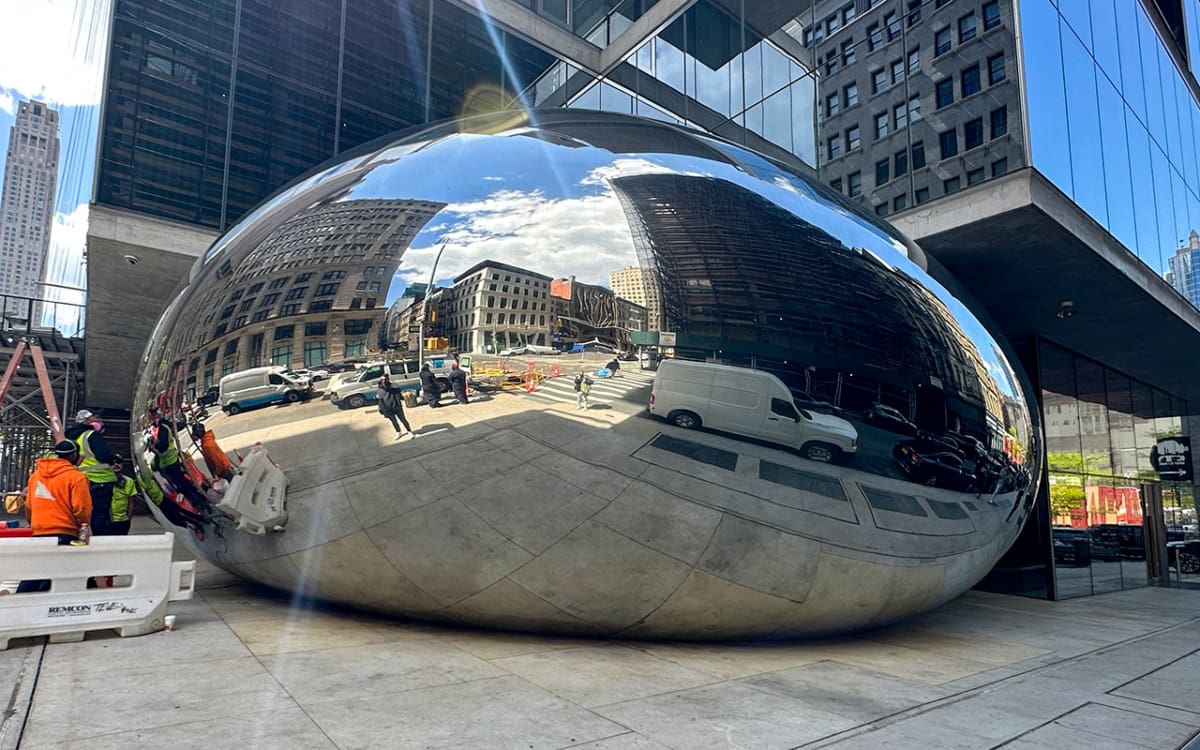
[0,533,195,649]
[218,444,289,535]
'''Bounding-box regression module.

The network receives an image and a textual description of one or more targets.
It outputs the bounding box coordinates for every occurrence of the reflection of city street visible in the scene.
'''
[131,111,1042,638]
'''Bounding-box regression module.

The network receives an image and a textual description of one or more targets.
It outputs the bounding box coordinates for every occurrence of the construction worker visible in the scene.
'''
[147,407,212,515]
[66,409,120,536]
[107,454,137,536]
[18,441,93,592]
[191,423,235,482]
[24,440,92,544]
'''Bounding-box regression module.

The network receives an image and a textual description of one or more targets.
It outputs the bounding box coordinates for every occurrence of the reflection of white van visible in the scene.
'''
[219,367,312,415]
[648,359,858,463]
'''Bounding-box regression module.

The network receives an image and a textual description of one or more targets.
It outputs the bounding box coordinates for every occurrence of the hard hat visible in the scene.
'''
[75,409,94,422]
[54,440,79,457]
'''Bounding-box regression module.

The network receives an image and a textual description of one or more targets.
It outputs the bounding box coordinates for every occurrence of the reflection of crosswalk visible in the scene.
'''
[517,369,656,407]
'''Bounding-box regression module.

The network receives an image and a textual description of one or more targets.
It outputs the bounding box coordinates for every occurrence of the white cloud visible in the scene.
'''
[0,0,112,109]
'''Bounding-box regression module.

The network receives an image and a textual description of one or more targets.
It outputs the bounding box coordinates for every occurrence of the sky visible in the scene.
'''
[0,0,111,333]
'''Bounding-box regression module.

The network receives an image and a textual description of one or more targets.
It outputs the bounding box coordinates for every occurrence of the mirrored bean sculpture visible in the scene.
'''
[134,110,1041,639]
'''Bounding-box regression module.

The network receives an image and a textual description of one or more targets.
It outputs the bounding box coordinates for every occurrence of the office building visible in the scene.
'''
[609,265,661,331]
[1168,229,1200,305]
[0,100,59,312]
[85,0,1200,601]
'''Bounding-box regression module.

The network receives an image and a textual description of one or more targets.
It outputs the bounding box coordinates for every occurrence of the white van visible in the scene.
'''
[219,366,312,415]
[648,359,858,463]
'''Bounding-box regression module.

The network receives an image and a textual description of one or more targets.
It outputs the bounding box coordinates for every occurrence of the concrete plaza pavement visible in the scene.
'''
[2,539,1199,750]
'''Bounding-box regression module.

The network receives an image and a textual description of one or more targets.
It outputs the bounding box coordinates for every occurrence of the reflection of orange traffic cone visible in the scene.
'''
[526,375,537,393]
[552,365,562,378]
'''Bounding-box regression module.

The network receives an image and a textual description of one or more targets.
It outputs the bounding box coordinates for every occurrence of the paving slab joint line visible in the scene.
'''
[791,614,1200,749]
[0,643,45,750]
[1181,728,1200,750]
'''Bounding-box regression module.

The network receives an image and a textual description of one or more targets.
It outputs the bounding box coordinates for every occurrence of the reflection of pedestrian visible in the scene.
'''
[606,357,621,378]
[191,423,235,482]
[448,362,469,404]
[376,374,416,439]
[573,371,593,409]
[419,363,441,408]
[148,407,212,515]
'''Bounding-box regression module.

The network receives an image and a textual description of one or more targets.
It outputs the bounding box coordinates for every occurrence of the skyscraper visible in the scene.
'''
[0,100,60,312]
[1168,229,1200,306]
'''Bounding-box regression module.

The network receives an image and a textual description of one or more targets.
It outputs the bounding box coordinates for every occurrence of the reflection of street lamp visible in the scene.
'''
[418,243,446,370]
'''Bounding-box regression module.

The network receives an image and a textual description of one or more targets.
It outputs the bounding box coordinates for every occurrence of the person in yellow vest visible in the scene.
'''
[65,409,120,536]
[147,406,212,515]
[107,454,137,536]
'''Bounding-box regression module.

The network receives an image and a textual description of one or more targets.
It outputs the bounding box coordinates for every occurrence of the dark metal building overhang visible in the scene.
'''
[891,168,1200,411]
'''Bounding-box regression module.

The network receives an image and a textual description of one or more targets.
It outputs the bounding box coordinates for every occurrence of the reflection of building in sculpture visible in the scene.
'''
[382,283,428,352]
[609,266,661,332]
[439,260,552,354]
[550,276,648,351]
[170,198,440,395]
[610,172,994,432]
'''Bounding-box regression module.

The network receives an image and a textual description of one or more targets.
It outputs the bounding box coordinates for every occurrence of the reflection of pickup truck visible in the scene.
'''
[328,359,462,409]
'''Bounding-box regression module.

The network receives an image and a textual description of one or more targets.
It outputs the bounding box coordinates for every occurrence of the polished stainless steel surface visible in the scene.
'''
[134,110,1041,639]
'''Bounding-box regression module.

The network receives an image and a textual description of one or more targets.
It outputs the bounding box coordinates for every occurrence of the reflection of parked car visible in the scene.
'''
[323,361,358,374]
[649,359,858,463]
[863,403,919,435]
[289,368,330,382]
[892,440,975,490]
[1089,524,1145,561]
[196,385,220,408]
[499,346,528,356]
[329,359,461,408]
[1052,526,1092,566]
[789,389,843,416]
[219,366,312,415]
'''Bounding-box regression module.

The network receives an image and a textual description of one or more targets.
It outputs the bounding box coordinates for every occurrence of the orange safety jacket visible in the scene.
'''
[199,431,233,478]
[25,458,93,537]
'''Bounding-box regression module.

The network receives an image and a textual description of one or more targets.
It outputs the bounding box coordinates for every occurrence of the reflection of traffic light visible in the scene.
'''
[428,306,437,323]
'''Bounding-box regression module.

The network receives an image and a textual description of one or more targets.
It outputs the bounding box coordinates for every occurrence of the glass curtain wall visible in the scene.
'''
[1039,339,1191,599]
[524,0,819,167]
[1019,0,1200,303]
[98,0,558,231]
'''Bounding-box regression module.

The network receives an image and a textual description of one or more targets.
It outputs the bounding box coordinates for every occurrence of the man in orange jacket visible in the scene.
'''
[25,440,93,544]
[190,423,235,482]
[18,441,93,593]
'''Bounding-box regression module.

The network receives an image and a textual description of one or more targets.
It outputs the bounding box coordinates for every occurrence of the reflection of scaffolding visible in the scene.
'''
[0,296,85,492]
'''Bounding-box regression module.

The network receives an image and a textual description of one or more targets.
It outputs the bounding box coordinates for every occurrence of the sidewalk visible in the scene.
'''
[2,553,1199,749]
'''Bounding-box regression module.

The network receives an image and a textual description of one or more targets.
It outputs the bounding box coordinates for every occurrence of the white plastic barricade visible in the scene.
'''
[0,533,195,649]
[217,444,288,535]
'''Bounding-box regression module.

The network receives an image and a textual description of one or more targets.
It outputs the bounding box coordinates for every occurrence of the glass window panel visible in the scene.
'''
[1061,27,1107,225]
[227,67,336,225]
[1172,170,1192,278]
[761,89,793,154]
[1162,58,1184,170]
[342,0,431,128]
[1089,0,1121,87]
[762,42,792,96]
[1139,19,1167,154]
[741,38,763,105]
[1074,359,1112,476]
[573,82,602,108]
[1021,0,1072,196]
[1096,76,1136,254]
[1176,78,1199,190]
[1058,0,1092,51]
[1126,111,1160,263]
[1115,0,1146,125]
[791,76,816,166]
[599,82,634,114]
[1151,144,1175,275]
